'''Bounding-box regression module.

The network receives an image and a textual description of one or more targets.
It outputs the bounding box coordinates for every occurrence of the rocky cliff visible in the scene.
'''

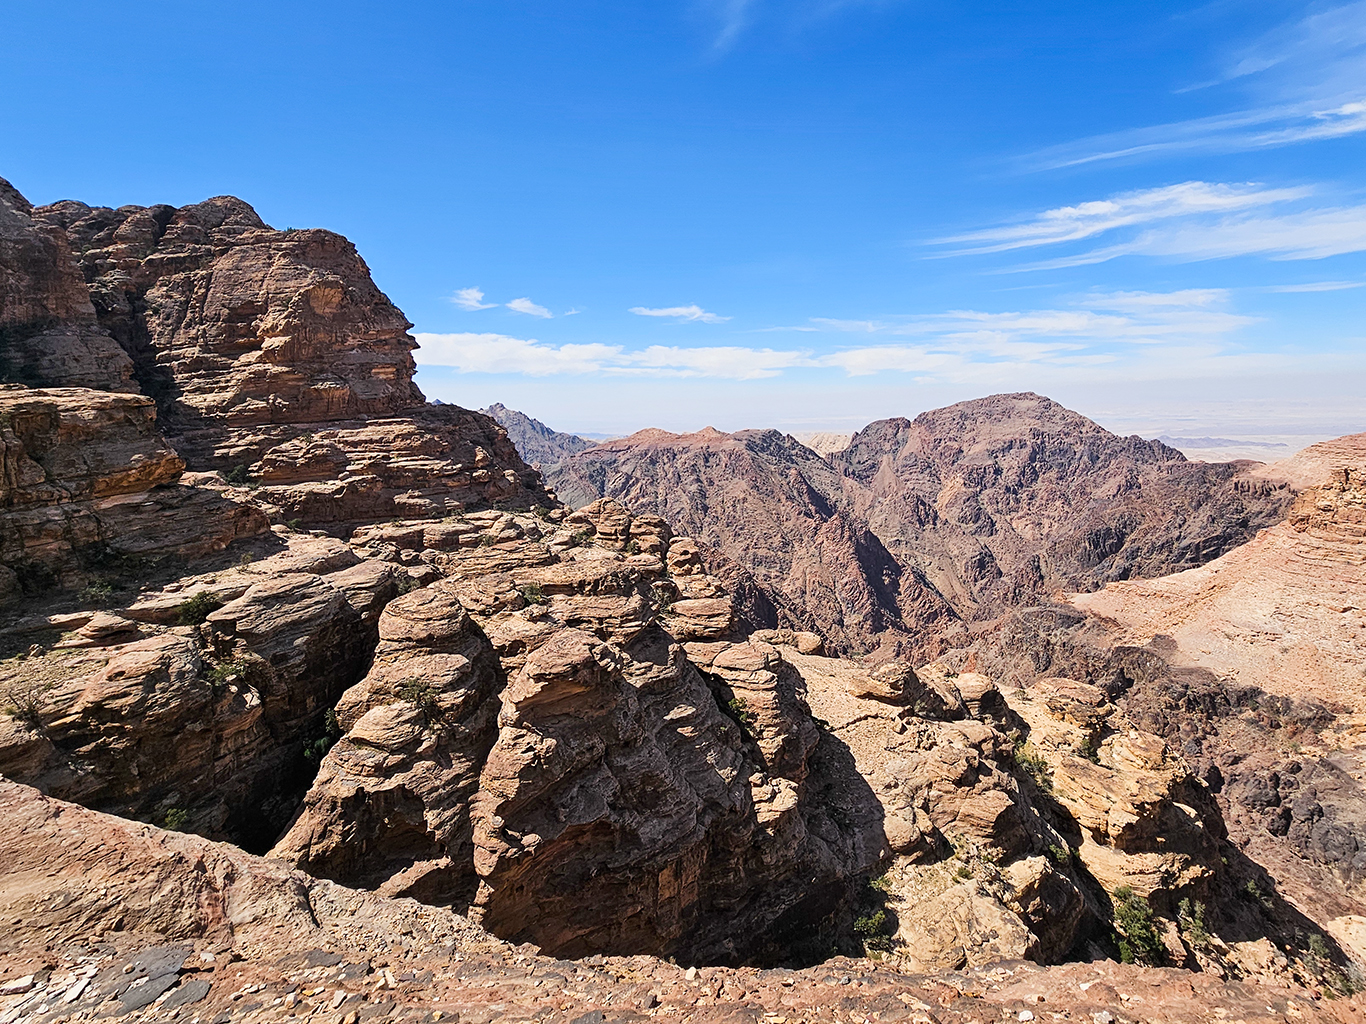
[7,779,1359,1024]
[547,394,1293,658]
[548,426,955,656]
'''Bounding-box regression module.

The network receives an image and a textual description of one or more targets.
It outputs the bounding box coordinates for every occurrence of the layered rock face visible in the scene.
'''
[2,177,547,539]
[7,780,1357,1024]
[1056,434,1366,965]
[0,179,134,391]
[0,535,398,850]
[548,427,953,655]
[547,394,1291,658]
[838,393,1291,620]
[0,384,266,598]
[273,499,883,963]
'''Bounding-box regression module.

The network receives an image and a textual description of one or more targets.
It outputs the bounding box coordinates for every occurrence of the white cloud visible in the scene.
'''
[938,182,1366,267]
[414,333,618,374]
[451,286,497,311]
[507,297,554,318]
[708,0,756,50]
[1023,204,1366,268]
[413,332,809,379]
[629,304,731,323]
[935,182,1308,256]
[414,290,1258,384]
[1264,280,1365,292]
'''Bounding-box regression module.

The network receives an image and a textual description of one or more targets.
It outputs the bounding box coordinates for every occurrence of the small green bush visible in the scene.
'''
[176,592,223,626]
[727,696,756,728]
[955,864,974,880]
[1013,740,1053,792]
[222,464,250,486]
[625,538,641,555]
[286,518,303,531]
[303,709,342,765]
[79,578,115,608]
[1178,897,1209,948]
[163,807,189,831]
[397,678,442,720]
[1,679,54,727]
[1047,843,1074,866]
[853,909,895,953]
[519,582,548,605]
[1242,879,1275,910]
[1112,885,1165,966]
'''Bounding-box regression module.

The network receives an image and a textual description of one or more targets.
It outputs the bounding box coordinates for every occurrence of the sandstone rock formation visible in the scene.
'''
[0,179,134,391]
[1058,434,1366,965]
[1,177,548,543]
[273,499,886,963]
[0,385,266,600]
[548,426,950,656]
[7,780,1358,1024]
[3,174,1362,1004]
[0,534,399,850]
[547,394,1292,658]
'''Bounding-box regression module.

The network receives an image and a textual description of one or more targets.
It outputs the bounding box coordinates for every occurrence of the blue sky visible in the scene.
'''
[3,0,1364,439]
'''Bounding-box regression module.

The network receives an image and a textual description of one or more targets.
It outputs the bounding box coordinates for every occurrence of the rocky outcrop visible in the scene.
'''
[7,780,1357,1024]
[33,194,422,431]
[1054,434,1366,965]
[0,179,547,535]
[274,499,885,963]
[0,178,134,391]
[0,385,266,598]
[838,393,1293,625]
[548,427,954,655]
[0,535,397,850]
[548,394,1293,659]
[483,402,595,468]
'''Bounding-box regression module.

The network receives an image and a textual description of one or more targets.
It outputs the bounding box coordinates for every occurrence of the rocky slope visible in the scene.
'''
[549,427,953,656]
[1059,434,1366,965]
[1,177,548,538]
[484,402,596,468]
[547,395,1291,658]
[8,780,1361,1024]
[0,180,134,392]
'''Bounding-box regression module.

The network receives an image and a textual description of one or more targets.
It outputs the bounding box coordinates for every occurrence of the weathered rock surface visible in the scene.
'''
[1055,434,1366,965]
[548,394,1293,659]
[0,178,134,392]
[549,426,950,655]
[3,179,548,536]
[0,384,266,596]
[275,500,886,963]
[0,535,397,849]
[7,781,1359,1024]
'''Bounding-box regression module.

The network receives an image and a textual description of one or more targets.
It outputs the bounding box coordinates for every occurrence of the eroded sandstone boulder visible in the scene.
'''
[275,501,884,963]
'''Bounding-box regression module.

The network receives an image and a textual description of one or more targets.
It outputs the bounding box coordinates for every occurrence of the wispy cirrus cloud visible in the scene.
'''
[415,290,1256,383]
[1027,2,1366,168]
[934,182,1308,256]
[934,181,1366,267]
[507,297,554,318]
[1264,280,1365,293]
[700,0,902,51]
[630,304,731,323]
[450,286,498,311]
